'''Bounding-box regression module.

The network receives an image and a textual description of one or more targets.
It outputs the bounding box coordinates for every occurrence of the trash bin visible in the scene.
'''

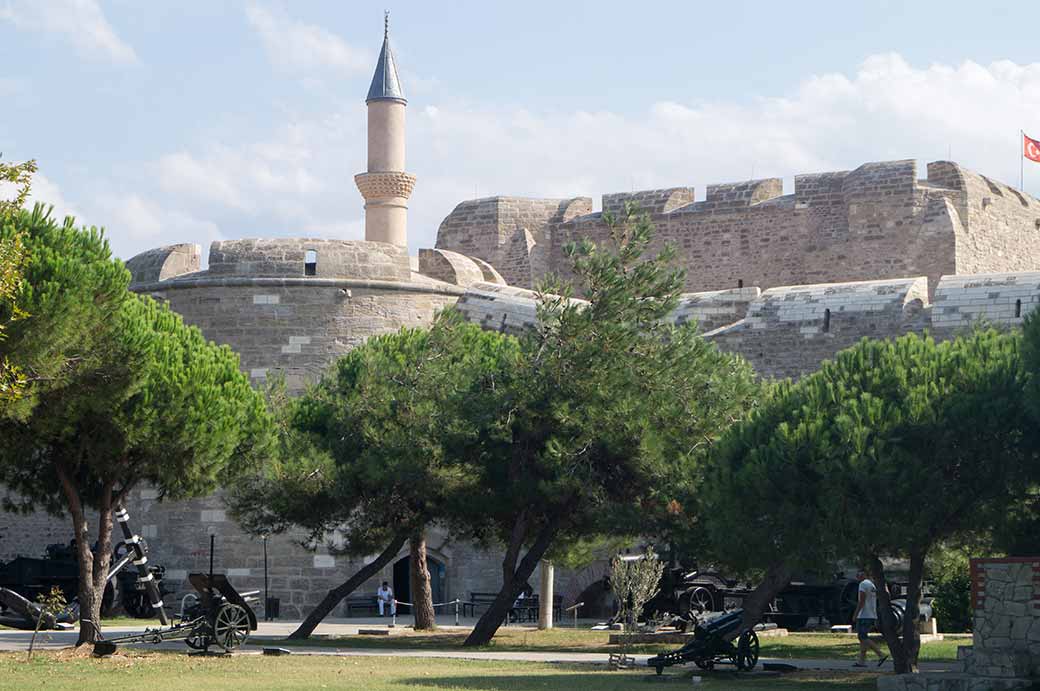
[265,597,280,620]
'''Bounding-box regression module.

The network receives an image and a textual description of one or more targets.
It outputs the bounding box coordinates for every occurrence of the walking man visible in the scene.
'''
[853,569,888,667]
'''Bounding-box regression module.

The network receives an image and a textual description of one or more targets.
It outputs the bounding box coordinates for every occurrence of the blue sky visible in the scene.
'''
[3,0,1040,261]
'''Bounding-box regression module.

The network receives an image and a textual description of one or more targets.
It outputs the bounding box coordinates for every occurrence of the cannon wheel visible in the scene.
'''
[735,630,759,671]
[687,587,716,613]
[693,657,714,670]
[212,603,251,651]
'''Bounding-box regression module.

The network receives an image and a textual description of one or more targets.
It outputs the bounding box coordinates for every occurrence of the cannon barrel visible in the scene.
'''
[696,609,744,639]
[114,505,169,625]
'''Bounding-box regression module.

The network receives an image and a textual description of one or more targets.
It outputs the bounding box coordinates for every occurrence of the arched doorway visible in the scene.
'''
[392,555,446,615]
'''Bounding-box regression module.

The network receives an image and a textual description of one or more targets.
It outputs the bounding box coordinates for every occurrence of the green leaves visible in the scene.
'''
[0,211,270,514]
[227,311,522,555]
[703,328,1032,575]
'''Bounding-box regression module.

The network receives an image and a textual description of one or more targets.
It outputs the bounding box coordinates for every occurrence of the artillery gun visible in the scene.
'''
[646,609,760,674]
[650,564,929,631]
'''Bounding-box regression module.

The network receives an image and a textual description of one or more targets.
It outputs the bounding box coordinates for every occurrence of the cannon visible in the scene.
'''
[93,572,258,656]
[646,609,759,675]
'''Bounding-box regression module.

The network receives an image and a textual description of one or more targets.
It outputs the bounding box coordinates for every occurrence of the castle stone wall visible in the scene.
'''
[435,196,592,288]
[436,161,1040,304]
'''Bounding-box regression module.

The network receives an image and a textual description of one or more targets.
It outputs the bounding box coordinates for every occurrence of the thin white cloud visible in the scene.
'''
[245,4,370,76]
[34,53,1040,266]
[1,0,137,63]
[23,173,86,225]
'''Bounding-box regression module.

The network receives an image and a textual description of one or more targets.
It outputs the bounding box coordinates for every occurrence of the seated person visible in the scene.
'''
[376,581,395,616]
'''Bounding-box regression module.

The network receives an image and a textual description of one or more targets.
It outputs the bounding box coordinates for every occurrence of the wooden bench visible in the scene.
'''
[344,596,381,617]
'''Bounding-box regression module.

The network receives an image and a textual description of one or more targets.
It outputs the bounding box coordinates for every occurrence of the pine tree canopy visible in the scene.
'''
[703,328,1033,575]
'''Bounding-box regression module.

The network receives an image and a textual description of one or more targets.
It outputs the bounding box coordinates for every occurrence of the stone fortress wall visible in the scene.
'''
[4,160,1040,622]
[436,160,1040,300]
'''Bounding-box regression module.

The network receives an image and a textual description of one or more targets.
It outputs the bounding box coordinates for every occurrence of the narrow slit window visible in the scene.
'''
[304,249,317,276]
[823,308,831,333]
[737,279,744,289]
[1015,299,1022,319]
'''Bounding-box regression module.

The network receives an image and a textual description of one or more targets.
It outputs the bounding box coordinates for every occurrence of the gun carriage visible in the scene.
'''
[646,609,759,675]
[93,573,258,656]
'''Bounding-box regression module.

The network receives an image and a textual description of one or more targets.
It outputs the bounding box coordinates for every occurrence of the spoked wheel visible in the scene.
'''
[687,587,715,614]
[212,603,250,651]
[735,630,760,671]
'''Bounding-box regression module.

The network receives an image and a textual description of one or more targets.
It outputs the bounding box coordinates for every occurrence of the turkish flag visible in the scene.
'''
[1024,133,1040,163]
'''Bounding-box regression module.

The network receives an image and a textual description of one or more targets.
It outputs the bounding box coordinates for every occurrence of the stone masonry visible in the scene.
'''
[437,160,1040,300]
[877,557,1040,691]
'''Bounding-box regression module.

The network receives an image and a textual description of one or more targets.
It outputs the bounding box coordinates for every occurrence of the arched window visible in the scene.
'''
[823,308,831,333]
[304,249,317,276]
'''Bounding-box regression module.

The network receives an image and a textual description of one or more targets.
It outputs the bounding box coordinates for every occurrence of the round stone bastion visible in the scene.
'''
[126,238,466,392]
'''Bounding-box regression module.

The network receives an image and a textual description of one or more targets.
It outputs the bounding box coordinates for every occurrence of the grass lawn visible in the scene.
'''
[0,650,880,690]
[272,627,962,662]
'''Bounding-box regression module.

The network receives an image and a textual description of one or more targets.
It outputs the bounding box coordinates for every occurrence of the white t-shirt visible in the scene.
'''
[858,579,877,619]
[377,586,392,603]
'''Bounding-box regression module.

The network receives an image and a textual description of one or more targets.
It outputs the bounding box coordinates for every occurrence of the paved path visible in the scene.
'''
[0,620,960,675]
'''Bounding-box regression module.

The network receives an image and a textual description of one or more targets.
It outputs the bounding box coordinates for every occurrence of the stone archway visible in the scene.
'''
[392,554,446,614]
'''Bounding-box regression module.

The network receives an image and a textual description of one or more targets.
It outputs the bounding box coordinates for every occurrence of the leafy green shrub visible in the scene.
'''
[931,570,972,633]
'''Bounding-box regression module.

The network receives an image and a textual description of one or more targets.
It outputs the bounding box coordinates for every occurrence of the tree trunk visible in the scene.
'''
[870,555,910,674]
[53,461,101,646]
[464,522,557,647]
[900,549,926,673]
[288,531,408,640]
[410,531,436,631]
[740,561,795,632]
[77,493,115,646]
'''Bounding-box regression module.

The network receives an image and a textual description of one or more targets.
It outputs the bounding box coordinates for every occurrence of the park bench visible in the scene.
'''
[466,592,498,617]
[344,595,381,617]
[463,593,566,623]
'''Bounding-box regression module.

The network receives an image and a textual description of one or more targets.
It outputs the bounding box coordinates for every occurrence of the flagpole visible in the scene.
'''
[1021,130,1025,192]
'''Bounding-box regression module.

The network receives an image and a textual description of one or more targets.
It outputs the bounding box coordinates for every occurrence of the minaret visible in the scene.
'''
[355,12,414,247]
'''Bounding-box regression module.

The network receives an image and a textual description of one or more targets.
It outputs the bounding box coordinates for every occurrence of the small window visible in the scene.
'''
[1015,299,1022,319]
[823,308,831,333]
[737,279,744,289]
[304,249,317,276]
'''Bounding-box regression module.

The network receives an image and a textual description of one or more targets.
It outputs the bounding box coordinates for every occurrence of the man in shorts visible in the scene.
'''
[853,570,888,667]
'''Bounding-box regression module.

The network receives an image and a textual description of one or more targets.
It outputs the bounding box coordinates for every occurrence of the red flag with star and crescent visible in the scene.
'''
[1025,132,1040,163]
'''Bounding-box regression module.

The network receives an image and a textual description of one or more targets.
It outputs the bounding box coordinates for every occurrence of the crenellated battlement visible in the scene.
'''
[437,160,1040,300]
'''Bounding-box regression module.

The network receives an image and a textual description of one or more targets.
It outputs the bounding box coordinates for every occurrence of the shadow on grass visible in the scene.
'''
[267,633,671,655]
[398,667,879,690]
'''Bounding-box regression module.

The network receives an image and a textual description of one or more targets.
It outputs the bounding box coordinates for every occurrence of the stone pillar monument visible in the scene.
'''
[355,14,415,247]
[538,560,554,630]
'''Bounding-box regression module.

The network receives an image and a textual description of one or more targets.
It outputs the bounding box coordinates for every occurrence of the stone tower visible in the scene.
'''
[355,14,415,247]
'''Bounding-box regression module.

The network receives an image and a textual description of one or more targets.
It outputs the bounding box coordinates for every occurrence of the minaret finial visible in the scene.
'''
[384,10,389,39]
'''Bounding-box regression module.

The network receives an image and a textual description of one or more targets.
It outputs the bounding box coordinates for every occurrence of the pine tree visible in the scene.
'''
[703,329,1032,674]
[227,313,521,638]
[0,213,271,644]
[461,205,759,646]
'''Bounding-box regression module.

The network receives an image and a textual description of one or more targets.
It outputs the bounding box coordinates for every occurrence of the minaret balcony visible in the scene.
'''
[354,171,417,200]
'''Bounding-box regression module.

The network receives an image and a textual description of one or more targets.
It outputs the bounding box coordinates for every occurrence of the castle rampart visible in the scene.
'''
[132,239,462,394]
[435,161,1040,303]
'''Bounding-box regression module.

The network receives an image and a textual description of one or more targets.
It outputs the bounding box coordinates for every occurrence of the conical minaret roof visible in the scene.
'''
[366,16,406,104]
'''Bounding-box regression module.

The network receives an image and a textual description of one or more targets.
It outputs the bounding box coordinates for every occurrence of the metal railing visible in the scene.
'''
[565,601,584,628]
[390,598,465,626]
